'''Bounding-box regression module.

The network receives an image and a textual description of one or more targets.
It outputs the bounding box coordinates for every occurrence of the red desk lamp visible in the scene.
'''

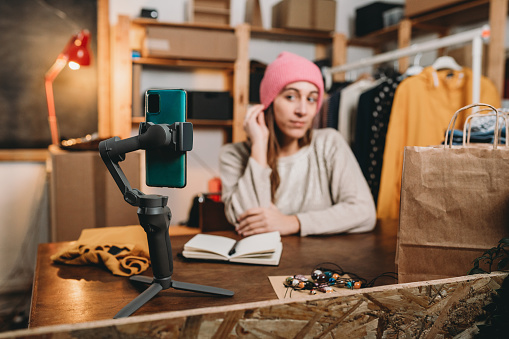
[45,29,91,145]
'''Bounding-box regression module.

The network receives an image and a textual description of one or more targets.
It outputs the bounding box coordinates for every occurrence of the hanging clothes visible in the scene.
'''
[323,81,351,129]
[377,66,501,220]
[338,79,379,145]
[353,76,401,205]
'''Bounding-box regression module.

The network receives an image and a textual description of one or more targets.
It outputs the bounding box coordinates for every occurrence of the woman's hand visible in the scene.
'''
[236,204,300,237]
[243,104,269,166]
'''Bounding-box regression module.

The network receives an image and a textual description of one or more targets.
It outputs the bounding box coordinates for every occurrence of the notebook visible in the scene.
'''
[182,231,282,266]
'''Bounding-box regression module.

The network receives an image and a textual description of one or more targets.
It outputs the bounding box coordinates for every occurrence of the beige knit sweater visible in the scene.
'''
[219,128,376,236]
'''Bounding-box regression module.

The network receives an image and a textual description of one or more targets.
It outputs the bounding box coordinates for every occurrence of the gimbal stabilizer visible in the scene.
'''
[99,122,233,319]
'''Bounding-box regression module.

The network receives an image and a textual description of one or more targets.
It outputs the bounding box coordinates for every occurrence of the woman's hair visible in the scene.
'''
[265,105,312,202]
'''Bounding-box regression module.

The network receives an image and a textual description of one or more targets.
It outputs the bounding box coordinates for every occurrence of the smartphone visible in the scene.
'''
[145,89,187,188]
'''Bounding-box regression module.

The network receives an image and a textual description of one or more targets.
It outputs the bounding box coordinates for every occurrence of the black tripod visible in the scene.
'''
[99,122,234,319]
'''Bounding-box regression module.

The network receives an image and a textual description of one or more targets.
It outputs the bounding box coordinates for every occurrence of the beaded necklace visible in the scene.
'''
[283,262,397,295]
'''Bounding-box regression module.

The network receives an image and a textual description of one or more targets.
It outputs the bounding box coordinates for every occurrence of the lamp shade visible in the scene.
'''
[65,30,91,67]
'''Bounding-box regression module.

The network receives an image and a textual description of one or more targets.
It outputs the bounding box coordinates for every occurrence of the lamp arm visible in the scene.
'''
[98,122,193,207]
[45,57,68,145]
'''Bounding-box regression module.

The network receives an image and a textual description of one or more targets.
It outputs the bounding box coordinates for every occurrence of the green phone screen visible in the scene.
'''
[145,89,187,188]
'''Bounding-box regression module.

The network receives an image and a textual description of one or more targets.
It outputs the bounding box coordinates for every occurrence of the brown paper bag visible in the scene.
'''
[398,104,509,283]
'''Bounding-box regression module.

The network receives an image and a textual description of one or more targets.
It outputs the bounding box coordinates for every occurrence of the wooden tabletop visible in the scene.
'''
[29,220,398,328]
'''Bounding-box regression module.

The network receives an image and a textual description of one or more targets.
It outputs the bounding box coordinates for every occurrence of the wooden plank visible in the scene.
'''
[0,149,48,162]
[111,15,133,139]
[488,0,507,95]
[131,18,235,32]
[97,0,111,139]
[332,33,347,82]
[9,272,506,338]
[132,57,234,69]
[232,24,249,143]
[397,19,412,74]
[250,26,333,44]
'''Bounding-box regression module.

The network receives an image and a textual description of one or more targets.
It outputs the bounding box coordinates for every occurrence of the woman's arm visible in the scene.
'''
[297,131,376,236]
[219,144,272,226]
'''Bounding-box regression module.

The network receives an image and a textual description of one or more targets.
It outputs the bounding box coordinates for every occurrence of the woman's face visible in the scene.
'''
[272,81,319,142]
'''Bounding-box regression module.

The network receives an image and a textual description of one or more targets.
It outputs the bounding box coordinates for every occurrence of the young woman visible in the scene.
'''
[220,52,376,237]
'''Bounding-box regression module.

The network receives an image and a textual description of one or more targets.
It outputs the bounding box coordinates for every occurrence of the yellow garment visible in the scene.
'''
[377,67,501,219]
[51,226,151,276]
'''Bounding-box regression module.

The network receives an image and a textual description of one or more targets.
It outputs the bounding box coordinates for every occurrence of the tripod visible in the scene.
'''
[99,122,234,319]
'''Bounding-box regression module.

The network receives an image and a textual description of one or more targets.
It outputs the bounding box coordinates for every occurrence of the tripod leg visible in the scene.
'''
[130,275,154,285]
[172,280,234,297]
[114,283,163,319]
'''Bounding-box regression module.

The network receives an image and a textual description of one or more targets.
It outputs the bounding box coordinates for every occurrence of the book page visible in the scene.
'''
[231,231,281,258]
[230,242,282,266]
[183,234,236,258]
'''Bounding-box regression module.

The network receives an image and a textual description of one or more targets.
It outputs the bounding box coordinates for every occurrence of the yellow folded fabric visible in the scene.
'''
[51,225,151,276]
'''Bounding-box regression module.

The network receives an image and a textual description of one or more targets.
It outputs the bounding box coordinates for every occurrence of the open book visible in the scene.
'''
[182,231,282,266]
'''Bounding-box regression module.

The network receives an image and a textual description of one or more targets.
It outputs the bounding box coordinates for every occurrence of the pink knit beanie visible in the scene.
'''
[259,52,324,110]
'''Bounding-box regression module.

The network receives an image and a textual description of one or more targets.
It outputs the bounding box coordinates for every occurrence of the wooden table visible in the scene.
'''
[29,220,398,328]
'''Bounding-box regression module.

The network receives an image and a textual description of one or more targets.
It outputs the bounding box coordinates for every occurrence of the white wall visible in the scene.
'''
[0,162,49,294]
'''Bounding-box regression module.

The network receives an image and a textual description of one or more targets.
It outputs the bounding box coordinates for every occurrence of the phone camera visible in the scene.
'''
[147,93,160,113]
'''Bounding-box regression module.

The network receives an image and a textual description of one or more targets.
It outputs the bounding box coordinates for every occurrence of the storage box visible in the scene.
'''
[187,91,232,120]
[355,2,403,37]
[49,146,141,241]
[143,26,237,61]
[405,0,467,18]
[272,0,336,32]
[191,0,230,25]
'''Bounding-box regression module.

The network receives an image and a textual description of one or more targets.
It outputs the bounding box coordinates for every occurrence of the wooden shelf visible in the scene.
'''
[349,0,495,48]
[411,0,492,27]
[131,18,235,32]
[0,149,49,162]
[343,0,507,93]
[112,17,343,142]
[133,57,235,70]
[194,6,230,16]
[250,26,334,44]
[132,117,233,128]
[348,25,401,48]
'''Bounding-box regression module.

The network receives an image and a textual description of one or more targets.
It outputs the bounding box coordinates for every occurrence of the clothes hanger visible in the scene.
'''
[405,53,423,76]
[432,55,462,71]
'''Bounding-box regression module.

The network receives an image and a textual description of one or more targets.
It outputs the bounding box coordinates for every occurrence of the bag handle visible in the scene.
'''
[444,103,500,149]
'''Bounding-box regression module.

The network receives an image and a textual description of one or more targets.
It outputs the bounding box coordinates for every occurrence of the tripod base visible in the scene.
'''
[114,275,234,318]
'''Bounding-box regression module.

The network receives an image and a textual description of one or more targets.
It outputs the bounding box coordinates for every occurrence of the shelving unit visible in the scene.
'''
[108,16,343,143]
[108,16,248,142]
[345,0,507,94]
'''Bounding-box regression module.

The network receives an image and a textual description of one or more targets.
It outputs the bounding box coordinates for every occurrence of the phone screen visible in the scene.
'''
[145,89,187,188]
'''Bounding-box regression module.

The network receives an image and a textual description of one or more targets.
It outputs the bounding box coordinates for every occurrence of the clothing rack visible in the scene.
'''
[325,25,490,104]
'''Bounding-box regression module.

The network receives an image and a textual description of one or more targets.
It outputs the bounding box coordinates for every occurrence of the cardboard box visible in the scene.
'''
[192,0,230,25]
[272,0,336,32]
[143,26,237,61]
[49,146,141,241]
[187,91,232,120]
[355,2,403,37]
[405,0,467,18]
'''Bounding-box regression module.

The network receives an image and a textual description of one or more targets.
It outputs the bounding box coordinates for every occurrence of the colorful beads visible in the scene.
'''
[284,270,362,295]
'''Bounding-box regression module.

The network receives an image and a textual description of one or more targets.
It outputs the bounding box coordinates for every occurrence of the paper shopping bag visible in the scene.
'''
[398,104,509,283]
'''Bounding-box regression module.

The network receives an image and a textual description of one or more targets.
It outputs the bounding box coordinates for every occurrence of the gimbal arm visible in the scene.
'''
[98,122,193,207]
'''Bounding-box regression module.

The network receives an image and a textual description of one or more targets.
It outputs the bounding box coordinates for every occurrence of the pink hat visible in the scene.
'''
[259,52,324,110]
